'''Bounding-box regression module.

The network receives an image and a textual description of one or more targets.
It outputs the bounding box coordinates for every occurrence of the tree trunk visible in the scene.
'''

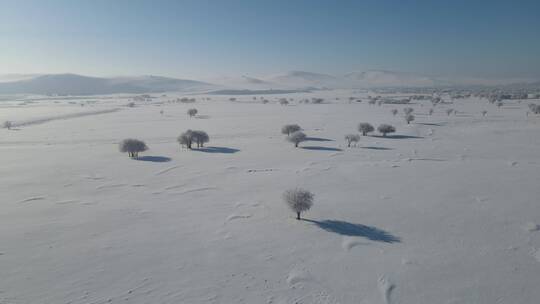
[296,212,300,220]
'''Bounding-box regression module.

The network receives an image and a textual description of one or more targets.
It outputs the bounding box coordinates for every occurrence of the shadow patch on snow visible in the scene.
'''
[362,146,393,150]
[304,219,400,243]
[301,146,343,152]
[416,122,446,127]
[136,156,172,162]
[374,135,424,139]
[192,146,240,154]
[305,137,333,142]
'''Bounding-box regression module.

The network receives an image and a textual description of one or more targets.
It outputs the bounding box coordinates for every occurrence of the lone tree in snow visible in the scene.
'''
[403,107,414,115]
[481,110,488,117]
[281,124,301,136]
[3,121,13,130]
[446,108,454,116]
[283,188,314,220]
[119,139,148,158]
[377,124,396,137]
[429,108,434,115]
[344,134,360,147]
[391,109,398,116]
[405,113,415,124]
[287,131,306,147]
[187,108,198,118]
[358,122,374,136]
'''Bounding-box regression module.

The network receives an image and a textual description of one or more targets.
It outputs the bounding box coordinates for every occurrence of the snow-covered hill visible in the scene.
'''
[0,74,216,95]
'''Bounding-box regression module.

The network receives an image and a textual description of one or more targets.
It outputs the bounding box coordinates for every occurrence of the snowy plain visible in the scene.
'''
[1,90,540,304]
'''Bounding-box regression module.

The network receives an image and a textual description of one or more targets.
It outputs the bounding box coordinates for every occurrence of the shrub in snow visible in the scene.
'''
[287,131,306,147]
[344,134,360,147]
[126,102,135,108]
[283,188,314,220]
[279,98,289,105]
[358,123,374,136]
[187,108,198,118]
[446,108,454,116]
[262,99,269,104]
[429,108,434,115]
[377,124,396,137]
[496,101,503,108]
[160,109,164,115]
[405,114,415,124]
[311,98,324,104]
[391,109,398,116]
[229,98,237,102]
[3,121,12,130]
[281,124,301,136]
[403,107,414,115]
[119,139,148,158]
[481,110,487,117]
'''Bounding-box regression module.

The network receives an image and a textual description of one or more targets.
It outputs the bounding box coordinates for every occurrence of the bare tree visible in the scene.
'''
[187,108,198,118]
[344,134,360,147]
[358,123,374,136]
[119,139,148,158]
[405,114,415,124]
[178,130,194,149]
[391,109,398,116]
[377,124,396,137]
[403,107,414,115]
[191,130,209,148]
[287,131,306,147]
[3,121,12,130]
[283,188,314,220]
[281,124,301,136]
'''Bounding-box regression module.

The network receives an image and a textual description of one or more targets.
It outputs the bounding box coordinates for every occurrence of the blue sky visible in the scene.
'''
[1,0,539,80]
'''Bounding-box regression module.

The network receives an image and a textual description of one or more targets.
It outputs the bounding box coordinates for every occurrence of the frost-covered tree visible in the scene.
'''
[191,130,209,148]
[446,108,454,116]
[3,121,12,130]
[287,131,306,147]
[429,108,434,115]
[187,108,198,118]
[358,122,374,136]
[344,134,360,147]
[281,124,301,136]
[377,124,396,137]
[283,188,314,220]
[178,130,194,149]
[481,110,487,117]
[119,139,148,158]
[405,114,415,124]
[403,107,414,115]
[391,109,398,116]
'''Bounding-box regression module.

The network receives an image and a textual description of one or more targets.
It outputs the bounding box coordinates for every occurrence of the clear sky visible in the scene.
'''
[1,0,539,80]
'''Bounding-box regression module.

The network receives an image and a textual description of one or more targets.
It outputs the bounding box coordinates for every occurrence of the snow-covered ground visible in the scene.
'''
[1,91,539,304]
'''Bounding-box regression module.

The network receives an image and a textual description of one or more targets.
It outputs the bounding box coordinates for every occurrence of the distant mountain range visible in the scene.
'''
[0,71,537,95]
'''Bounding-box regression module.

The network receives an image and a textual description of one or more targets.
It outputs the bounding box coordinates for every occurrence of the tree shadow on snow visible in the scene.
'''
[361,146,393,150]
[304,219,401,243]
[136,156,172,162]
[193,146,240,154]
[373,135,424,139]
[305,137,333,142]
[301,146,343,152]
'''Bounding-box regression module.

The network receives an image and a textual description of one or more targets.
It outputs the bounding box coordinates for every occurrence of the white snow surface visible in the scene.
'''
[1,91,540,304]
